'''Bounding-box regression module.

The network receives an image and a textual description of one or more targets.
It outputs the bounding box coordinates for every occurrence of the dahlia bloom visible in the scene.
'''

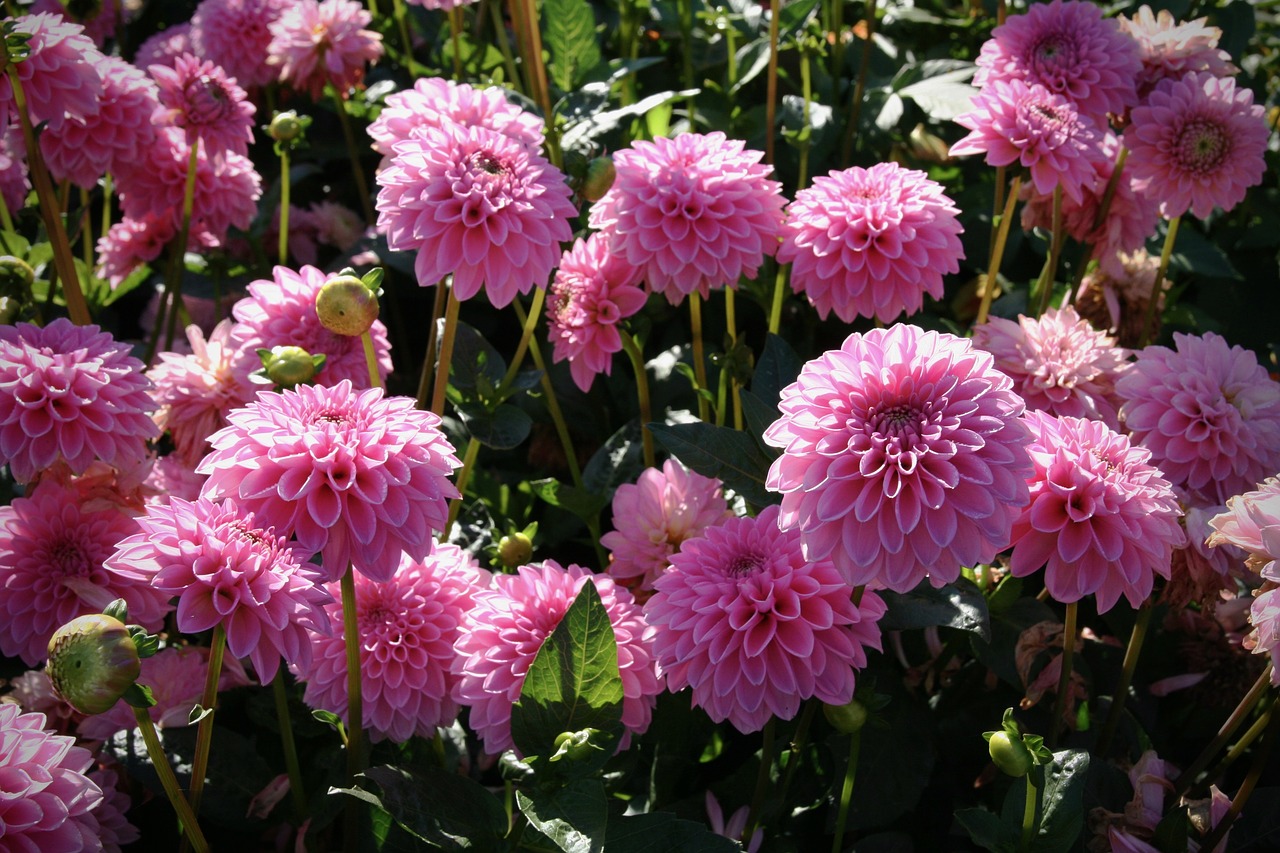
[89,767,141,853]
[546,234,647,393]
[646,505,886,733]
[144,454,206,506]
[149,53,255,160]
[588,131,786,303]
[763,324,1034,593]
[368,78,544,161]
[1009,412,1184,612]
[1119,6,1237,98]
[1125,72,1268,221]
[1117,332,1280,505]
[298,545,490,743]
[32,0,122,47]
[198,380,462,582]
[1208,478,1280,579]
[0,13,103,134]
[602,459,732,593]
[0,125,29,216]
[1074,249,1163,348]
[778,162,963,324]
[974,0,1140,123]
[453,560,661,754]
[190,0,290,89]
[268,0,384,99]
[404,0,477,10]
[308,200,365,251]
[95,213,176,286]
[134,22,194,71]
[377,122,577,306]
[4,670,80,734]
[0,318,158,484]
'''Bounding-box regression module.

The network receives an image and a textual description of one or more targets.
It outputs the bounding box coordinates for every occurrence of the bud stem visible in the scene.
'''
[831,725,862,853]
[185,624,226,839]
[1048,601,1077,749]
[1019,767,1040,852]
[341,565,366,851]
[272,669,310,819]
[132,706,210,853]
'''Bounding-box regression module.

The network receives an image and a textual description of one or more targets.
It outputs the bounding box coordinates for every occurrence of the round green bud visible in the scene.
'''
[551,730,598,762]
[581,157,616,203]
[315,274,379,337]
[262,345,322,388]
[269,111,304,143]
[988,730,1033,778]
[47,614,141,715]
[823,698,868,734]
[497,531,534,568]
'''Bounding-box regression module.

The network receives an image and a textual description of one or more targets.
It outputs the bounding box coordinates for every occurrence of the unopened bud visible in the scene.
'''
[823,698,868,734]
[497,531,534,568]
[316,273,379,337]
[269,110,304,143]
[47,614,141,715]
[259,345,325,388]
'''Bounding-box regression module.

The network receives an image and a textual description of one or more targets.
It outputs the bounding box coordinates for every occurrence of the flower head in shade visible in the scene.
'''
[546,234,646,393]
[198,380,462,582]
[0,13,103,134]
[974,0,1140,122]
[0,318,158,484]
[32,0,122,47]
[972,305,1130,430]
[1117,332,1280,505]
[763,325,1033,593]
[645,505,885,733]
[298,545,490,742]
[1074,249,1163,348]
[88,767,141,853]
[95,213,176,287]
[1119,6,1237,99]
[368,78,544,161]
[0,125,29,217]
[1208,478,1280,579]
[144,454,207,506]
[268,0,383,99]
[190,0,290,89]
[1008,412,1184,612]
[377,122,577,306]
[149,53,255,160]
[134,22,194,71]
[453,560,660,755]
[601,459,732,594]
[1125,72,1267,221]
[778,162,964,325]
[588,131,785,304]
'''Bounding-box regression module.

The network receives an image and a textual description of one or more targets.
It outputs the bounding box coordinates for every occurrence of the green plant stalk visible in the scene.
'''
[80,188,92,271]
[487,0,521,94]
[430,285,462,416]
[779,699,817,806]
[1049,601,1077,749]
[1069,146,1128,303]
[444,435,480,538]
[278,146,291,264]
[186,625,226,825]
[331,89,376,226]
[827,0,844,81]
[391,0,421,77]
[497,287,547,398]
[724,288,742,431]
[1033,184,1064,317]
[159,139,202,357]
[831,726,862,853]
[767,261,788,335]
[1139,214,1180,348]
[272,669,309,819]
[340,566,365,853]
[744,717,775,842]
[680,0,696,125]
[1204,703,1273,785]
[0,185,14,232]
[990,165,1006,258]
[416,280,450,409]
[1096,598,1154,757]
[689,293,711,422]
[765,0,780,164]
[361,329,382,389]
[100,173,113,234]
[1019,768,1039,853]
[621,328,656,468]
[976,174,1022,326]
[132,707,210,853]
[797,43,813,193]
[839,0,879,166]
[447,6,463,80]
[1198,698,1280,852]
[510,0,552,130]
[1173,664,1273,798]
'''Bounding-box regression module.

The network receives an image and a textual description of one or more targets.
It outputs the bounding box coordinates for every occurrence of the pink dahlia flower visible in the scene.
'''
[1074,249,1163,348]
[1208,478,1280,579]
[190,0,291,90]
[1125,72,1268,221]
[974,0,1140,123]
[972,305,1130,430]
[134,22,194,71]
[0,125,29,216]
[546,234,647,393]
[0,478,170,665]
[1008,412,1184,612]
[308,200,365,251]
[0,318,158,484]
[588,131,785,304]
[453,560,661,754]
[1117,332,1280,505]
[150,53,255,160]
[602,459,732,594]
[951,79,1105,204]
[404,0,477,10]
[95,213,176,287]
[298,545,490,742]
[268,0,384,100]
[368,78,544,161]
[646,505,886,733]
[88,767,140,853]
[198,380,462,582]
[763,324,1033,593]
[778,162,963,324]
[377,122,577,307]
[0,13,103,134]
[5,671,81,734]
[144,453,206,506]
[1119,6,1237,99]
[0,704,104,851]
[32,0,122,47]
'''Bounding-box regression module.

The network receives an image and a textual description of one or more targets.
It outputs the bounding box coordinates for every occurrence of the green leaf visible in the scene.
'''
[457,403,532,450]
[739,389,781,452]
[954,808,1018,853]
[1032,749,1089,853]
[516,779,608,853]
[1152,805,1190,853]
[877,578,991,641]
[448,320,507,394]
[528,477,607,524]
[604,811,742,853]
[648,421,778,508]
[582,422,644,498]
[543,0,602,93]
[560,89,699,153]
[1166,224,1241,280]
[750,333,803,405]
[897,66,979,121]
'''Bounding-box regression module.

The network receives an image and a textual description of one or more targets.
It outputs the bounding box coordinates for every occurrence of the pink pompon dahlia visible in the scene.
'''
[778,162,964,325]
[951,79,1105,204]
[602,458,732,594]
[377,122,577,307]
[1117,332,1280,505]
[298,545,490,742]
[268,0,384,99]
[134,22,194,72]
[368,78,545,161]
[974,0,1140,123]
[198,379,462,582]
[0,13,104,134]
[1208,478,1280,579]
[149,53,255,160]
[1119,6,1237,99]
[1008,412,1184,612]
[95,213,176,287]
[190,0,290,89]
[764,325,1034,593]
[588,131,786,304]
[453,560,661,755]
[645,505,886,734]
[0,318,158,484]
[546,233,647,393]
[972,305,1130,430]
[1124,72,1268,221]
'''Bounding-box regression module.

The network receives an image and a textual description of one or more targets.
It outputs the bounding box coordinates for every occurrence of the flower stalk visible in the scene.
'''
[431,284,462,416]
[690,293,711,423]
[1172,664,1273,798]
[1096,598,1154,757]
[620,328,655,468]
[1140,214,1180,348]
[272,669,309,819]
[1048,600,1077,749]
[340,565,365,851]
[186,625,226,822]
[133,707,210,853]
[975,174,1022,326]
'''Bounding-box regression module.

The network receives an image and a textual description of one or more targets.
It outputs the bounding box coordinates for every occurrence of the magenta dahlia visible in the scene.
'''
[778,162,964,324]
[452,560,661,754]
[588,131,785,303]
[149,53,255,160]
[268,0,383,99]
[1119,6,1237,99]
[32,0,122,47]
[88,767,141,853]
[763,324,1034,593]
[134,22,195,71]
[1208,478,1280,579]
[368,78,545,161]
[0,125,29,217]
[645,505,885,733]
[377,122,577,306]
[0,13,103,134]
[190,0,290,89]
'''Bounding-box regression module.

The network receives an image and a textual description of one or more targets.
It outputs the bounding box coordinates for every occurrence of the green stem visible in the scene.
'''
[990,165,1006,259]
[417,280,450,409]
[765,0,780,163]
[278,147,291,265]
[444,436,480,538]
[767,261,788,335]
[620,328,655,469]
[1048,601,1077,749]
[187,625,226,821]
[1139,215,1180,348]
[272,669,309,820]
[724,288,742,431]
[744,717,775,842]
[689,292,711,423]
[361,329,382,389]
[79,188,92,272]
[1033,184,1064,317]
[976,174,1021,326]
[831,726,862,853]
[838,0,879,166]
[331,89,376,226]
[497,287,547,398]
[680,0,696,125]
[1096,599,1154,757]
[779,700,817,806]
[1173,664,1273,798]
[431,285,462,417]
[1070,146,1129,301]
[391,0,422,77]
[340,566,365,852]
[1203,703,1273,787]
[489,0,522,96]
[160,138,202,357]
[1198,698,1280,853]
[132,707,210,853]
[797,43,812,192]
[1019,768,1039,852]
[447,7,464,80]
[0,186,13,233]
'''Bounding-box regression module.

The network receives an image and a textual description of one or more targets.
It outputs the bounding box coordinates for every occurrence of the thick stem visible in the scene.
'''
[497,287,547,398]
[340,566,365,852]
[1173,664,1273,798]
[1033,183,1064,317]
[444,436,480,538]
[1203,703,1273,788]
[620,328,655,469]
[680,0,696,125]
[1048,602,1078,749]
[1097,599,1154,757]
[724,288,742,431]
[796,44,812,192]
[511,0,552,127]
[391,0,422,77]
[361,329,382,390]
[975,174,1022,326]
[431,285,462,416]
[511,298,583,488]
[448,7,464,80]
[744,717,775,842]
[278,147,291,265]
[767,261,788,335]
[831,727,862,853]
[1019,768,1039,853]
[158,139,202,358]
[331,89,376,226]
[272,669,309,820]
[488,1,521,94]
[1198,698,1280,853]
[132,707,210,853]
[689,293,711,422]
[838,0,879,166]
[765,0,780,163]
[417,281,450,409]
[187,625,226,821]
[1139,215,1180,348]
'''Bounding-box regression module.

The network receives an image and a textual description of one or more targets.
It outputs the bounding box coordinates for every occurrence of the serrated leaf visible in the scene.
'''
[604,811,741,853]
[878,578,991,641]
[544,0,602,92]
[648,421,778,508]
[457,403,532,450]
[528,477,607,523]
[516,780,607,853]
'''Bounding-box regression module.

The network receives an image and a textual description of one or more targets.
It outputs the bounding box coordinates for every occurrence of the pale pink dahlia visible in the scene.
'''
[546,234,647,393]
[95,213,176,287]
[1008,412,1184,612]
[298,545,490,743]
[778,162,963,324]
[198,380,462,582]
[377,122,577,306]
[1117,332,1280,505]
[190,0,291,90]
[143,454,206,506]
[1119,6,1237,99]
[601,459,732,593]
[453,560,661,755]
[1246,585,1280,688]
[4,671,80,735]
[0,13,103,134]
[588,131,785,303]
[149,53,255,159]
[0,704,104,851]
[645,505,885,733]
[951,79,1105,204]
[1208,479,1280,579]
[0,478,170,665]
[0,318,158,484]
[134,23,194,71]
[763,325,1034,593]
[974,0,1140,122]
[268,0,384,100]
[972,305,1130,430]
[368,78,545,160]
[308,200,364,252]
[1125,72,1267,221]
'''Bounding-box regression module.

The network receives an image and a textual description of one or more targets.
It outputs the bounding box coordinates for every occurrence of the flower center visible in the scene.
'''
[1175,119,1228,174]
[471,152,508,176]
[50,537,91,578]
[727,551,765,577]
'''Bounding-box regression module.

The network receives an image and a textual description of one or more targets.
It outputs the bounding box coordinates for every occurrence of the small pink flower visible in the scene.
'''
[191,0,291,89]
[144,454,207,506]
[1247,586,1280,687]
[135,22,194,71]
[4,670,80,734]
[308,200,364,251]
[1208,478,1280,579]
[150,53,255,159]
[706,792,763,853]
[0,13,104,134]
[404,0,477,10]
[95,213,176,287]
[368,77,544,161]
[1119,6,1237,99]
[1074,249,1164,348]
[268,0,384,100]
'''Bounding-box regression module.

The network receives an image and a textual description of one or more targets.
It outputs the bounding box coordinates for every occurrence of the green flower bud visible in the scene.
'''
[269,110,304,143]
[46,614,141,715]
[987,730,1033,778]
[581,157,616,203]
[259,345,325,388]
[315,274,379,337]
[497,531,534,568]
[823,698,868,734]
[550,729,603,762]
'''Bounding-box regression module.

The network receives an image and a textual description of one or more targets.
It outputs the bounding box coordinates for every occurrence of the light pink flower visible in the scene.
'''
[134,22,194,71]
[1119,6,1237,99]
[764,325,1033,593]
[144,453,206,506]
[308,200,364,251]
[377,122,577,307]
[3,670,80,735]
[190,0,291,90]
[268,0,384,100]
[706,792,763,853]
[779,162,963,324]
[149,53,255,160]
[368,78,544,161]
[1208,478,1280,579]
[89,767,140,853]
[95,213,175,286]
[646,505,885,733]
[453,560,661,755]
[404,0,477,10]
[32,0,122,47]
[589,131,785,304]
[0,13,103,134]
